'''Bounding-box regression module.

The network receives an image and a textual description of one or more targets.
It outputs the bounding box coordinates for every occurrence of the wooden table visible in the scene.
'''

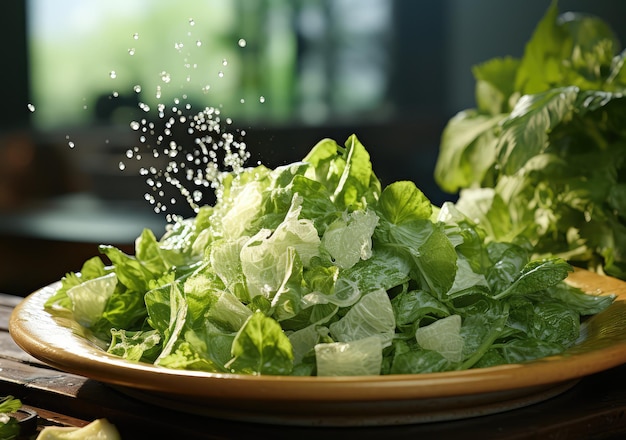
[2,292,626,440]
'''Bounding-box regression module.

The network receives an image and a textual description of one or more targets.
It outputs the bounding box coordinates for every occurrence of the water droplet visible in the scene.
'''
[109,71,117,79]
[238,38,247,47]
[202,85,211,93]
[240,98,245,104]
[133,33,139,40]
[68,141,75,149]
[160,71,171,83]
[222,59,228,66]
[259,96,265,103]
[119,162,126,170]
[128,48,135,56]
[27,103,35,112]
[196,40,202,47]
[133,85,142,93]
[218,71,224,78]
[189,18,195,26]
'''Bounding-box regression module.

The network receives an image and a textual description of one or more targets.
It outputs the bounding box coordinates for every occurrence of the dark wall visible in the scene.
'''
[0,2,30,132]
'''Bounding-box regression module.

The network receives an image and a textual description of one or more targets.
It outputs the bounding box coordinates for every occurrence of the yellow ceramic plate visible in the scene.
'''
[9,269,626,426]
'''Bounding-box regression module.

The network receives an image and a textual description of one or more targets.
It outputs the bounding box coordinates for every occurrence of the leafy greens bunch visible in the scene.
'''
[435,1,626,280]
[45,134,612,376]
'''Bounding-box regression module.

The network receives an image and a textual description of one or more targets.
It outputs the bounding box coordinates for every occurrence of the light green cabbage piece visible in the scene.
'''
[329,288,395,347]
[67,272,117,327]
[206,291,253,332]
[321,209,379,269]
[288,324,322,365]
[415,314,465,362]
[272,195,321,267]
[220,180,264,239]
[315,335,383,376]
[240,195,319,299]
[209,236,249,301]
[301,277,361,308]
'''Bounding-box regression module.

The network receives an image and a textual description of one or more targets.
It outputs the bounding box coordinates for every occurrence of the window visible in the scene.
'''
[27,0,393,130]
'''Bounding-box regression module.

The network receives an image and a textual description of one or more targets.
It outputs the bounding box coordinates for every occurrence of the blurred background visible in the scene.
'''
[2,0,626,296]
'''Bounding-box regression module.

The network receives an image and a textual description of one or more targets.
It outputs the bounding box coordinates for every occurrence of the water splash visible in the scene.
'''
[64,134,76,149]
[114,19,254,221]
[160,72,171,84]
[123,100,250,221]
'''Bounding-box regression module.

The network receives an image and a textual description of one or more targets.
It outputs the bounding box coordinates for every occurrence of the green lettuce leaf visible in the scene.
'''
[303,134,381,210]
[434,0,626,280]
[226,311,294,375]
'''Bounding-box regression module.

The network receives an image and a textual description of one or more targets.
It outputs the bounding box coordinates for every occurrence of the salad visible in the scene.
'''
[44,134,613,376]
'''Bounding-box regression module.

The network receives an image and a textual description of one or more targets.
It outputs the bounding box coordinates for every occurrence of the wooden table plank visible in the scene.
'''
[0,304,16,332]
[0,331,41,364]
[0,294,25,308]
